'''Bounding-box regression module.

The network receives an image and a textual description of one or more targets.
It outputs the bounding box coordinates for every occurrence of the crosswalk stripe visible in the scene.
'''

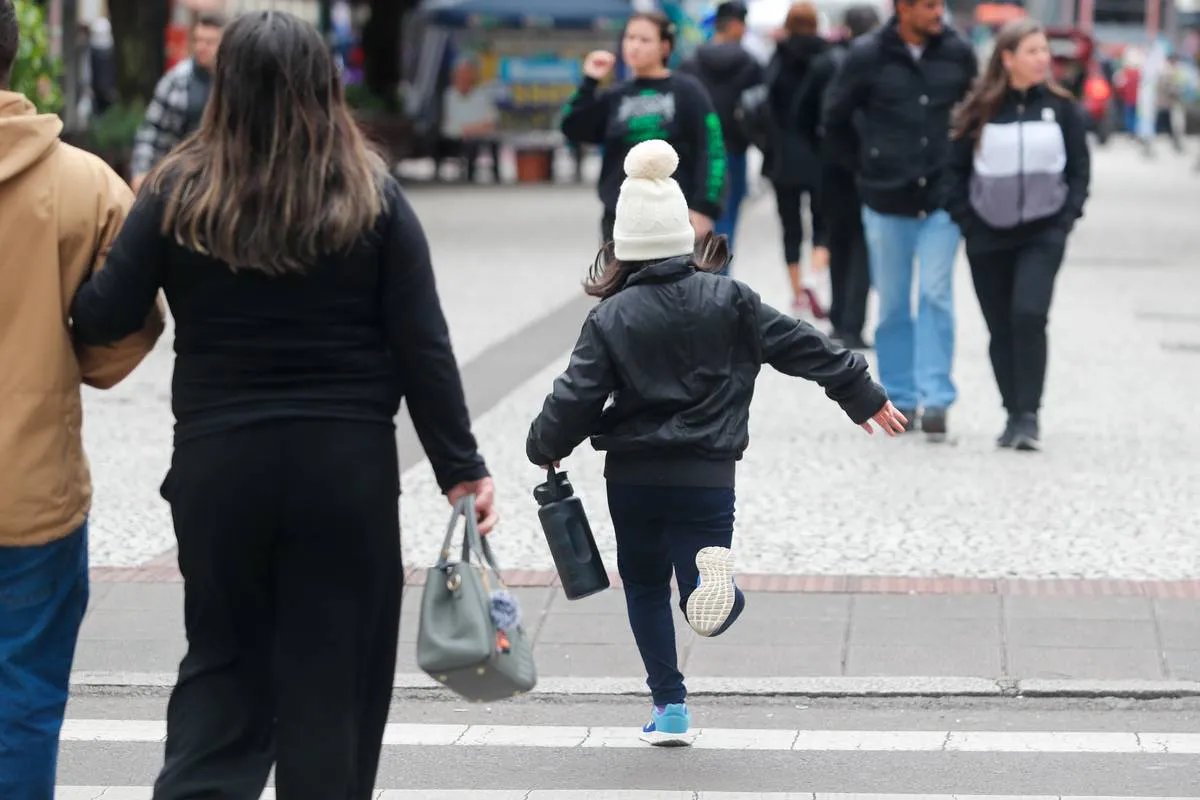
[58,719,1200,754]
[53,790,1200,800]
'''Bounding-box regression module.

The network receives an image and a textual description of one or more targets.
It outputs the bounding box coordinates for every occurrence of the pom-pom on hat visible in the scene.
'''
[612,140,695,261]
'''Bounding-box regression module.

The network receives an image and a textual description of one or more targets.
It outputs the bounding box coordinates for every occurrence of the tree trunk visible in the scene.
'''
[106,0,169,105]
[361,0,416,111]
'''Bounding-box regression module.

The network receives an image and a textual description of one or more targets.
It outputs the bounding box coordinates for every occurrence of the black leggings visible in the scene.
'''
[968,239,1066,415]
[774,184,823,265]
[154,419,402,800]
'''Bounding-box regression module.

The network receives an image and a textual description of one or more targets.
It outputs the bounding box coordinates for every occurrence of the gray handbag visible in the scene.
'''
[416,495,537,702]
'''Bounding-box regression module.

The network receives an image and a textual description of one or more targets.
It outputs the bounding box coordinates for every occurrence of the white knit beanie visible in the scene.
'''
[612,140,695,261]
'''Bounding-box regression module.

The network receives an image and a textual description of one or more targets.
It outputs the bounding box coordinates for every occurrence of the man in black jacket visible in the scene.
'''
[679,1,764,258]
[823,0,976,440]
[796,4,881,351]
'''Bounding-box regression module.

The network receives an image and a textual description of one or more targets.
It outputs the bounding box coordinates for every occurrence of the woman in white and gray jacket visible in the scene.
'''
[946,18,1090,452]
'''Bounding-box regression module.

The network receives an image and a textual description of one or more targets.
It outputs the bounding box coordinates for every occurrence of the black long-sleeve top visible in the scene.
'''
[69,178,488,492]
[560,72,726,221]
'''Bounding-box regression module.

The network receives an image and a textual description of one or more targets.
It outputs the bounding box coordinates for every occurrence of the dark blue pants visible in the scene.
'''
[606,483,737,706]
[715,151,748,275]
[0,523,89,800]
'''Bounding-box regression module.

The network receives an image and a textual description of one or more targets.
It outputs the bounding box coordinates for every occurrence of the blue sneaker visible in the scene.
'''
[685,546,744,637]
[640,702,693,747]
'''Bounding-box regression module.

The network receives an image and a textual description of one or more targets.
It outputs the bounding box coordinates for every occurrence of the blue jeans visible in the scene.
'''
[861,207,961,411]
[0,523,89,800]
[606,483,739,706]
[715,152,748,274]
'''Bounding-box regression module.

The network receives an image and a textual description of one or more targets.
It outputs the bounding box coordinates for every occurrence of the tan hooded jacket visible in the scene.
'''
[0,91,165,548]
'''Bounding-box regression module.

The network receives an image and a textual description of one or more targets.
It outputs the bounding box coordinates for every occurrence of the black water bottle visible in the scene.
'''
[533,467,610,600]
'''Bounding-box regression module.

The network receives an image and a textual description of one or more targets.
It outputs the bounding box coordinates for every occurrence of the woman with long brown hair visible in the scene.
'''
[946,18,1090,452]
[70,11,495,797]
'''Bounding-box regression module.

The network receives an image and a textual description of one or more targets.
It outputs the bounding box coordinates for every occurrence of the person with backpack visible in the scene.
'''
[679,1,764,258]
[525,139,906,748]
[794,4,882,349]
[760,2,829,316]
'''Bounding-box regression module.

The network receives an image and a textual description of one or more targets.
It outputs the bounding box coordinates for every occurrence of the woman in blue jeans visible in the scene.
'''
[526,139,904,747]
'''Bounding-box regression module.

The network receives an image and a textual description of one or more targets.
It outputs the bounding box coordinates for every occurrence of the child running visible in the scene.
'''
[525,139,906,747]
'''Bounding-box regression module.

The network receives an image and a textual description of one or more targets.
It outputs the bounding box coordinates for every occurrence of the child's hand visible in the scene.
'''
[861,402,908,437]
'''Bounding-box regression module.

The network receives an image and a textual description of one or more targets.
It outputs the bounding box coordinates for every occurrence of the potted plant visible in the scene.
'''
[9,0,63,114]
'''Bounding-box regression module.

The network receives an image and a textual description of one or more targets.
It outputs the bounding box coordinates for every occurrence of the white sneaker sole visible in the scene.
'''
[639,729,695,747]
[686,546,736,637]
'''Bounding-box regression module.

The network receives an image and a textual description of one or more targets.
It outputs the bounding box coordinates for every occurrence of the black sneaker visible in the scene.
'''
[896,408,919,433]
[997,415,1019,448]
[1012,413,1040,452]
[922,408,948,442]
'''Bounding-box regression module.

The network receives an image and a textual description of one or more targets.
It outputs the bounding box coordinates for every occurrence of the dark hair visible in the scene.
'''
[952,18,1072,142]
[150,11,387,275]
[195,12,228,30]
[0,0,16,88]
[585,233,730,300]
[784,3,819,37]
[715,1,748,31]
[625,11,676,67]
[843,4,881,39]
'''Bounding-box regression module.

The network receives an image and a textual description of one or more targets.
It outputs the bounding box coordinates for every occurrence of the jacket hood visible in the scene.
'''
[694,41,759,80]
[775,35,828,68]
[0,92,63,185]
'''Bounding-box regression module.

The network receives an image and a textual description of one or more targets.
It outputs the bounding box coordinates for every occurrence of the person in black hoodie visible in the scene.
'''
[764,2,829,316]
[795,4,882,349]
[526,139,905,749]
[69,12,494,797]
[561,10,726,247]
[823,0,977,440]
[679,2,764,258]
[945,19,1090,452]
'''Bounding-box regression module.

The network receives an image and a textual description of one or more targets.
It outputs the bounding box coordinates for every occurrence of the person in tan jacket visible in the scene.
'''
[0,3,164,795]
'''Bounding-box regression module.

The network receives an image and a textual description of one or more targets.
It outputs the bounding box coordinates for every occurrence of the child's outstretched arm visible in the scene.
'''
[526,311,616,466]
[754,296,890,426]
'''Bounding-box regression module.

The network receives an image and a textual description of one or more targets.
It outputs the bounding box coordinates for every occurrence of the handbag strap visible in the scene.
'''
[435,494,502,575]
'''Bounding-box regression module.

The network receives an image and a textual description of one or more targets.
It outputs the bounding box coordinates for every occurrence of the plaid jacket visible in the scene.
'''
[131,59,198,178]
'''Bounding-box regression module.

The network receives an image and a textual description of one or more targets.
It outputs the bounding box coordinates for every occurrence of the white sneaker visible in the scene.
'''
[685,547,738,637]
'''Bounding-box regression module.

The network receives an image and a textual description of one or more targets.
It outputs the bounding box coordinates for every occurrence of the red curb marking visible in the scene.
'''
[88,565,1200,597]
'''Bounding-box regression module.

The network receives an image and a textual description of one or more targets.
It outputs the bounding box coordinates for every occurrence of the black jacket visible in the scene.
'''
[525,257,887,487]
[763,34,828,187]
[945,84,1091,253]
[824,18,977,217]
[679,41,765,155]
[796,42,861,222]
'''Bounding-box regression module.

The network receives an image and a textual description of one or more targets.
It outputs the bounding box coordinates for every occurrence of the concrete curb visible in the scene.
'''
[68,672,1200,700]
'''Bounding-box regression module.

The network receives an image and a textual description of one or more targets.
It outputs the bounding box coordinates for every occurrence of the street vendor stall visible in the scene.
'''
[409,0,632,181]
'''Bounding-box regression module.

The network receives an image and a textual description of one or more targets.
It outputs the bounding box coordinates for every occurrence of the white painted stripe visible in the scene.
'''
[58,719,1200,754]
[52,790,1200,800]
[67,671,1200,699]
